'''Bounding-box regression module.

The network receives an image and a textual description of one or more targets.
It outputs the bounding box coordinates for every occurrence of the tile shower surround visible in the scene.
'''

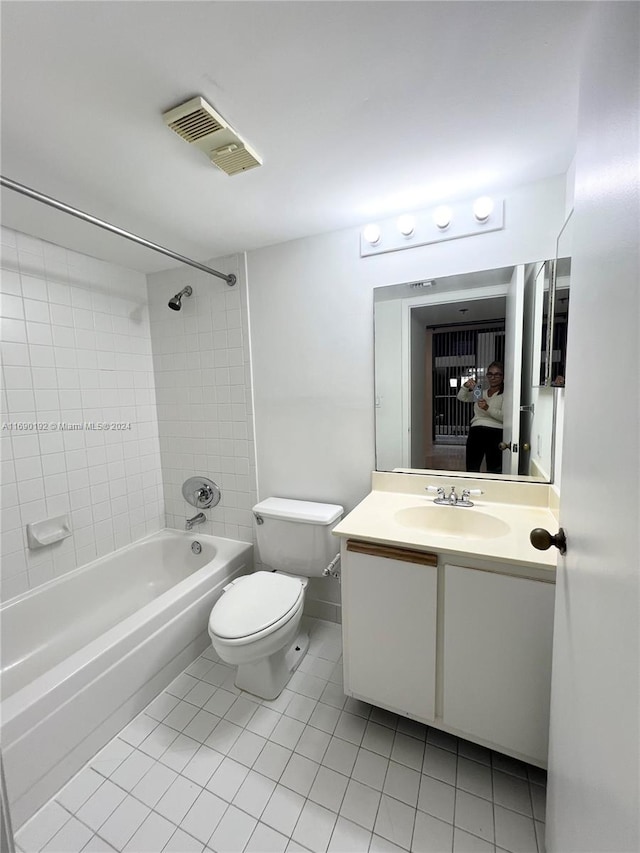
[146,258,257,545]
[0,227,164,600]
[16,619,547,853]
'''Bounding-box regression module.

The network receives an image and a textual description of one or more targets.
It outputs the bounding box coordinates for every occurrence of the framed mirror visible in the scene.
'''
[374,262,559,482]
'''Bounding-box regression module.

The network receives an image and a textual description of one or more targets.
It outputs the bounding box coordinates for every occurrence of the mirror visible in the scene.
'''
[374,262,559,481]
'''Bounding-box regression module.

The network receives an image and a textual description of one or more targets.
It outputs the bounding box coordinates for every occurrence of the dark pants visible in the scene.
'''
[466,426,503,474]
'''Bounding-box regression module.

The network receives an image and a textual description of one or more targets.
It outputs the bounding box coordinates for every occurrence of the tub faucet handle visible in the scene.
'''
[185,512,206,530]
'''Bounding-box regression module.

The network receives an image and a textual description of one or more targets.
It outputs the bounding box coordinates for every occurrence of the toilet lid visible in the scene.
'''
[210,571,304,640]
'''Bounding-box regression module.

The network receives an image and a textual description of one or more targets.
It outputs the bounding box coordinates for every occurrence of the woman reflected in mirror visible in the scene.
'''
[457,361,504,474]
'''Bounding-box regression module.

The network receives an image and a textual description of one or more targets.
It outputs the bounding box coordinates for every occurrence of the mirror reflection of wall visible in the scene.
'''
[374,264,559,482]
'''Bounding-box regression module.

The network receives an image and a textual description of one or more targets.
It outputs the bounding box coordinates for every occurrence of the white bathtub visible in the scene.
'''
[0,529,252,828]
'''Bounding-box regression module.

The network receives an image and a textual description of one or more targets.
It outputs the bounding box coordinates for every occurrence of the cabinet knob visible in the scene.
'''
[530,527,567,555]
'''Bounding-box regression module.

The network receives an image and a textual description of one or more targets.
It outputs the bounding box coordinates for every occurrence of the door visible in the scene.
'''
[502,265,524,474]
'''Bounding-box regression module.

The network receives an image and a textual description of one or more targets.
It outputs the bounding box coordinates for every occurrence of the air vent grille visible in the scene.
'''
[168,108,225,142]
[210,143,262,176]
[163,96,262,176]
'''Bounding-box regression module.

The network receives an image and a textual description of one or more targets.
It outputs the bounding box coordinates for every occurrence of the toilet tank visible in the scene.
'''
[253,498,343,577]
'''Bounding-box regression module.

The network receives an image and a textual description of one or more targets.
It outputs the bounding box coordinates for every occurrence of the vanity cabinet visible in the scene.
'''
[340,540,555,766]
[341,541,438,722]
[442,564,555,764]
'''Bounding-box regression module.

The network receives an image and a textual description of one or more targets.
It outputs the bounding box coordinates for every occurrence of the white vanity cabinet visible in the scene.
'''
[341,540,438,722]
[442,563,555,765]
[340,539,556,766]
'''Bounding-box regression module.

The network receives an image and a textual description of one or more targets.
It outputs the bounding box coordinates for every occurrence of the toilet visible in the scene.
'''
[207,497,343,699]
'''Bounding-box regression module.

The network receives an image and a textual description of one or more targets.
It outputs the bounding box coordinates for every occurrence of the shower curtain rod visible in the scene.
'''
[0,176,236,286]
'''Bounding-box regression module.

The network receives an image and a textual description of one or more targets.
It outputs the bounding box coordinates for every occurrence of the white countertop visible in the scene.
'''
[332,477,558,571]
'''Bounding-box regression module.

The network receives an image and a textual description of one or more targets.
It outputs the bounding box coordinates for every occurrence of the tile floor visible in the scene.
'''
[15,619,546,853]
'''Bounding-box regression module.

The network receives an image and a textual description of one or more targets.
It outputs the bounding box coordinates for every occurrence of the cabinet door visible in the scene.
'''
[342,543,438,721]
[443,564,555,764]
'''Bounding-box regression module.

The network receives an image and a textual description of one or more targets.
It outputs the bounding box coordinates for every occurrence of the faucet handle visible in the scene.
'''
[462,488,484,498]
[426,486,445,497]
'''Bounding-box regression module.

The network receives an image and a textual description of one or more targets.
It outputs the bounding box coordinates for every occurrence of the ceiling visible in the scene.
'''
[0,1,590,273]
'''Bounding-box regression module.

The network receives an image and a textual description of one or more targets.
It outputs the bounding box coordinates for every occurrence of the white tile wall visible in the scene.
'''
[0,227,164,601]
[146,256,257,543]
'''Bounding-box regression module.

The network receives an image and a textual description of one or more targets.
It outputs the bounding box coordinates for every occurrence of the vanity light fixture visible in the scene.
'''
[397,214,416,237]
[473,196,495,223]
[433,205,453,230]
[363,223,382,246]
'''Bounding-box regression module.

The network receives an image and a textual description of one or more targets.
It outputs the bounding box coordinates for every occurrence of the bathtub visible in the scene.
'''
[0,529,252,829]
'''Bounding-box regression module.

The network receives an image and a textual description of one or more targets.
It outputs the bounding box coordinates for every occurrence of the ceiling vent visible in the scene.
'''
[163,96,262,176]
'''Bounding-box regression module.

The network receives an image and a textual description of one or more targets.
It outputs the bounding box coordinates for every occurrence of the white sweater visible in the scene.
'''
[457,386,504,430]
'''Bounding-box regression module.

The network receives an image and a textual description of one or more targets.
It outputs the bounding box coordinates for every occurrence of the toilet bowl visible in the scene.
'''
[208,497,343,699]
[208,571,309,699]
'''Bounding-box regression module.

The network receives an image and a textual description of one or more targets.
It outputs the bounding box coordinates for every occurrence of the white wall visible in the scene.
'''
[546,2,640,850]
[146,255,257,543]
[0,228,164,601]
[248,174,567,513]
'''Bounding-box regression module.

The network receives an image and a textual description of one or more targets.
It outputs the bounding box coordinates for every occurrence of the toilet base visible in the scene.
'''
[235,630,310,700]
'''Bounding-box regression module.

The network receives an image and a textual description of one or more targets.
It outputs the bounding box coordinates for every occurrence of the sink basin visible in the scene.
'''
[394,505,510,540]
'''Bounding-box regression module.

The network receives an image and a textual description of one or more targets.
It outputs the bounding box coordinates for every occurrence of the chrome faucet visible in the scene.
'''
[426,486,484,507]
[185,512,206,530]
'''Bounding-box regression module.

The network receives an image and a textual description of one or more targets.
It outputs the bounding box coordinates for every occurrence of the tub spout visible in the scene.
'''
[185,512,206,530]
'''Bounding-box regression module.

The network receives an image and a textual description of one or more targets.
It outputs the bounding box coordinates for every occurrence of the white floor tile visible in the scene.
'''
[396,718,427,742]
[373,794,415,850]
[119,715,158,748]
[183,681,218,710]
[383,762,421,807]
[319,682,347,709]
[261,688,295,715]
[154,775,201,824]
[369,833,409,852]
[289,671,327,701]
[76,780,126,831]
[253,741,293,781]
[81,834,117,852]
[454,791,494,844]
[308,702,341,734]
[295,724,331,763]
[90,738,134,777]
[343,697,372,719]
[453,827,495,853]
[110,750,155,791]
[183,709,221,744]
[56,768,104,812]
[334,711,368,746]
[369,708,399,731]
[322,736,359,777]
[534,820,546,853]
[179,790,227,845]
[229,729,268,767]
[204,688,237,717]
[285,694,318,723]
[271,715,306,750]
[352,748,389,792]
[186,658,215,679]
[362,722,395,758]
[458,740,491,767]
[245,821,289,853]
[422,745,457,786]
[492,771,533,817]
[163,701,199,732]
[426,729,458,754]
[340,779,381,831]
[167,672,200,699]
[122,812,176,852]
[292,799,337,853]
[98,795,150,850]
[246,706,282,738]
[206,756,249,802]
[208,805,257,853]
[204,719,244,754]
[160,733,201,772]
[530,785,546,823]
[280,753,320,797]
[202,663,232,687]
[328,816,372,853]
[41,816,92,853]
[309,766,349,813]
[232,770,276,819]
[181,745,224,787]
[491,754,528,781]
[225,695,261,727]
[411,810,454,853]
[138,723,179,759]
[493,805,537,853]
[416,775,455,825]
[262,785,305,837]
[391,733,426,772]
[457,758,493,801]
[163,827,205,853]
[132,761,178,807]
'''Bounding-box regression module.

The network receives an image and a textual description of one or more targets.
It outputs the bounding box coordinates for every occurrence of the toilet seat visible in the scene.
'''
[209,571,304,644]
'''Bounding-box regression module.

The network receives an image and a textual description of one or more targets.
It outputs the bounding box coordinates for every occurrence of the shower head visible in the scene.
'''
[168,286,193,311]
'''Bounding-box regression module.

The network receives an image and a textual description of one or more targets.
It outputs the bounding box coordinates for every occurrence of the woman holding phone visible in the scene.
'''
[457,361,504,474]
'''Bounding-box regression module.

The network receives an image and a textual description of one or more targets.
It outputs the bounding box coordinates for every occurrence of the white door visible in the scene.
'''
[546,6,639,849]
[502,265,524,475]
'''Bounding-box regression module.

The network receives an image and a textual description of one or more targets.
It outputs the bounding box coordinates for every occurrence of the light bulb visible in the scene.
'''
[397,214,415,237]
[363,224,381,246]
[473,196,494,222]
[433,206,452,230]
